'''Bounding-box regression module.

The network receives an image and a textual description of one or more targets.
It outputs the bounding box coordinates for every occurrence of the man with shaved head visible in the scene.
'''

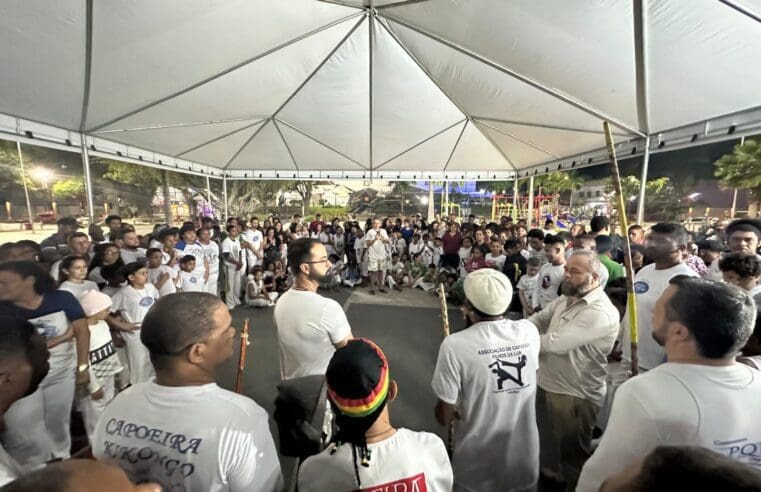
[529,250,620,490]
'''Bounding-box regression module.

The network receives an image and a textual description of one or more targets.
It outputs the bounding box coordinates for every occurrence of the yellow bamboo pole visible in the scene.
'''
[603,122,639,375]
[438,282,453,453]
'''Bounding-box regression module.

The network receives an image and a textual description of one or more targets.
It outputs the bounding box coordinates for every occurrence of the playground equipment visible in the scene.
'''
[491,193,558,224]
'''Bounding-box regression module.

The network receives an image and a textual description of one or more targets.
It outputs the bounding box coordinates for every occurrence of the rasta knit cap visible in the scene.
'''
[325,338,391,487]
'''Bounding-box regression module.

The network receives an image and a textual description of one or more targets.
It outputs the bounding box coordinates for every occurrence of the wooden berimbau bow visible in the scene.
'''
[234,318,250,394]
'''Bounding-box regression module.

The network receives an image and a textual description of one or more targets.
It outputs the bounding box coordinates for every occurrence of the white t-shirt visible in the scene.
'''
[120,247,147,264]
[408,241,424,257]
[485,253,506,271]
[298,429,453,492]
[533,262,565,309]
[621,262,698,370]
[92,382,283,492]
[243,229,263,266]
[221,237,243,266]
[578,362,761,492]
[176,270,205,292]
[59,280,99,299]
[177,242,207,279]
[273,289,352,380]
[0,443,24,486]
[110,284,160,326]
[201,241,220,276]
[517,274,538,309]
[365,229,389,260]
[148,265,177,297]
[431,319,540,492]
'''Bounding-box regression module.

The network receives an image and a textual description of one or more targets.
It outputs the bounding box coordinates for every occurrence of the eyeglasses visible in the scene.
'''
[302,257,330,265]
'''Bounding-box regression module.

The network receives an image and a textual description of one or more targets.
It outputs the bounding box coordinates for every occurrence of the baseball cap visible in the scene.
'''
[463,268,513,315]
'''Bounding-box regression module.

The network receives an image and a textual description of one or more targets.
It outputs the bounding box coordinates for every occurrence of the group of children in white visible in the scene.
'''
[0,212,761,491]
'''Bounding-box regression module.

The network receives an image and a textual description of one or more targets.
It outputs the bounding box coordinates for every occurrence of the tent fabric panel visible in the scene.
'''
[96,19,357,131]
[226,120,296,170]
[86,0,357,129]
[647,0,761,132]
[0,1,85,130]
[476,123,555,169]
[385,20,613,134]
[476,120,610,160]
[182,121,267,168]
[94,119,260,158]
[445,121,513,172]
[383,0,639,130]
[279,18,370,166]
[379,121,465,172]
[371,20,465,166]
[279,123,366,171]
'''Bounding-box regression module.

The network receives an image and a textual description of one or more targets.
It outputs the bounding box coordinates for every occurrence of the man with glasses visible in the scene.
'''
[92,292,283,492]
[274,238,353,380]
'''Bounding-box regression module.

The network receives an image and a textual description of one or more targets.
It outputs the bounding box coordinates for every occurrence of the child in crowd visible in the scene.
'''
[387,253,407,291]
[433,237,444,268]
[485,239,506,271]
[176,255,205,293]
[157,228,179,268]
[146,248,176,297]
[518,257,542,318]
[719,253,761,304]
[245,268,277,307]
[109,261,159,385]
[458,236,473,276]
[58,256,99,298]
[407,254,428,289]
[273,259,289,293]
[464,244,488,273]
[325,254,344,290]
[342,263,362,288]
[75,290,123,443]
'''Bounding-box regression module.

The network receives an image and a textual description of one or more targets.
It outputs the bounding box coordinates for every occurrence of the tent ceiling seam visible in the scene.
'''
[222,118,271,170]
[276,118,370,171]
[79,0,94,132]
[633,0,650,134]
[471,116,625,136]
[314,0,364,10]
[86,11,363,132]
[175,120,264,157]
[383,15,646,138]
[470,119,519,171]
[476,120,561,159]
[377,0,436,10]
[718,0,761,23]
[374,118,466,170]
[92,117,265,134]
[273,119,299,171]
[442,120,468,172]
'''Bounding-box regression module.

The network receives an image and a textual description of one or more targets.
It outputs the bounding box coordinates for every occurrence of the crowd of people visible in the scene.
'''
[0,211,760,491]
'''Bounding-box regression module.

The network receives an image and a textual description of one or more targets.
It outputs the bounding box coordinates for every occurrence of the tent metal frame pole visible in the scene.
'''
[88,12,363,132]
[636,136,651,225]
[276,119,369,171]
[16,142,35,231]
[476,120,559,159]
[731,135,746,218]
[719,0,761,24]
[427,180,434,222]
[384,16,645,138]
[442,121,468,172]
[368,7,375,174]
[633,0,649,133]
[375,118,465,170]
[472,116,620,136]
[273,119,300,171]
[80,137,96,224]
[94,117,265,135]
[527,176,535,226]
[223,16,366,170]
[176,120,264,157]
[223,176,229,219]
[205,175,212,217]
[513,178,519,213]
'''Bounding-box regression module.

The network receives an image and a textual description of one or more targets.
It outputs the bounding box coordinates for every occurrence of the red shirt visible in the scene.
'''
[442,231,462,255]
[465,256,487,273]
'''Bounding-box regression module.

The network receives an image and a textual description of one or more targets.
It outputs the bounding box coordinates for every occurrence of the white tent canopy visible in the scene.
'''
[2,0,761,182]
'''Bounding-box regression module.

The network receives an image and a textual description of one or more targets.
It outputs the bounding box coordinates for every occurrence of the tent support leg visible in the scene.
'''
[636,136,651,225]
[80,137,96,225]
[528,176,535,227]
[427,181,434,222]
[223,176,229,220]
[513,178,519,216]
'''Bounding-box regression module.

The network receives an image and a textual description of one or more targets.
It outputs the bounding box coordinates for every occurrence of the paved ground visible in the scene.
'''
[215,286,463,490]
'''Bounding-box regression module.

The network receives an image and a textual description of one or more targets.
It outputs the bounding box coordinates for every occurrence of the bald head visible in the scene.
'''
[569,249,602,275]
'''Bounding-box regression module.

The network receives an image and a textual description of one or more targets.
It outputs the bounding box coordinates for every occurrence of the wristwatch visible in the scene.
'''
[77,363,90,373]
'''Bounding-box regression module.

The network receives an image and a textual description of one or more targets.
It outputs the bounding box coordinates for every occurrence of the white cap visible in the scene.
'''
[463,269,513,316]
[78,289,112,317]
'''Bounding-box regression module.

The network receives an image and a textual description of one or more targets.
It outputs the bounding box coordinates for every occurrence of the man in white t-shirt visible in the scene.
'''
[49,232,93,282]
[725,218,761,256]
[274,238,353,380]
[432,268,541,492]
[529,251,620,489]
[533,234,566,311]
[221,225,245,310]
[578,277,761,492]
[621,223,698,372]
[119,230,147,264]
[243,218,264,270]
[299,339,452,492]
[365,219,390,295]
[93,292,283,492]
[198,227,220,297]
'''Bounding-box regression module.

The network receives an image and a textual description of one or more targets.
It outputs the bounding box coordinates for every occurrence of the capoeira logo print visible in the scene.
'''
[489,355,527,390]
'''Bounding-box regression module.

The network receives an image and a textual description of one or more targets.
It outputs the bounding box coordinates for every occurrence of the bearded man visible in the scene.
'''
[273,238,353,380]
[528,250,620,490]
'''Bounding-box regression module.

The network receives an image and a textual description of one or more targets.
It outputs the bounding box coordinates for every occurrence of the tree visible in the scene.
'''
[714,139,761,217]
[51,178,86,207]
[282,181,324,216]
[606,175,681,221]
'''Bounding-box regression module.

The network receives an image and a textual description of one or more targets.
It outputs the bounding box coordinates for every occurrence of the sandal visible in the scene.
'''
[368,290,376,295]
[379,288,388,293]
